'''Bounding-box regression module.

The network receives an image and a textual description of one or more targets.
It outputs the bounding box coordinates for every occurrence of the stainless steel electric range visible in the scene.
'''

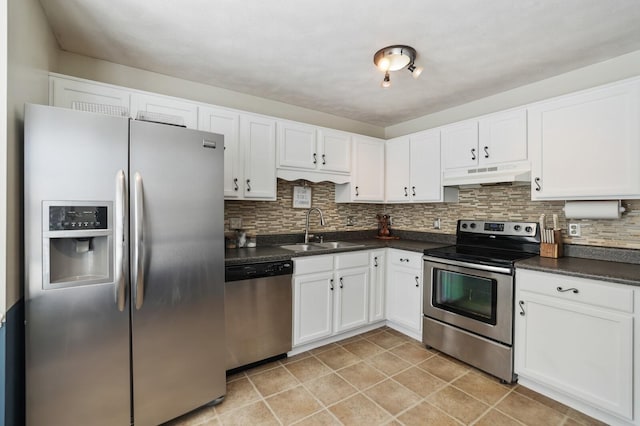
[422,219,540,383]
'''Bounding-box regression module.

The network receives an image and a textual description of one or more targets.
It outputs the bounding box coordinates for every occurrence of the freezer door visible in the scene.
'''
[129,120,225,426]
[24,104,131,426]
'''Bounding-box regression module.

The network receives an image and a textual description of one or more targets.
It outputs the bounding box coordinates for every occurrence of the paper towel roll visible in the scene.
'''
[563,200,625,219]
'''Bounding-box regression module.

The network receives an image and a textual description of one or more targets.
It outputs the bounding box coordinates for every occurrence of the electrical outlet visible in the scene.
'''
[568,223,581,237]
[433,218,441,230]
[346,216,355,226]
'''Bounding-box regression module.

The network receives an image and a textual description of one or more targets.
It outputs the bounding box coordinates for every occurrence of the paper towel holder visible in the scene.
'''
[563,200,626,219]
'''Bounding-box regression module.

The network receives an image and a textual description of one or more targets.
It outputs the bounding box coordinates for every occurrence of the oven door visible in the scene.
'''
[423,257,514,345]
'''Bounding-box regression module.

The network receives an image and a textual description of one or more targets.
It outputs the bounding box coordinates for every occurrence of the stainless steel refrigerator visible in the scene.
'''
[24,104,226,426]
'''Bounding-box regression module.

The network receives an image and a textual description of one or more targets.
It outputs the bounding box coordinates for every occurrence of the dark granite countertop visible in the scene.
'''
[516,256,640,287]
[224,235,451,266]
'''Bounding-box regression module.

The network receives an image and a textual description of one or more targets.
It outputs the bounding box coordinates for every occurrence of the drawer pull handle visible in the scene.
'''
[400,258,409,262]
[518,300,525,316]
[557,286,579,294]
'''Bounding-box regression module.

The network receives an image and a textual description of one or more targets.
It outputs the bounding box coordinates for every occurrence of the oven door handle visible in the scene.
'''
[423,256,512,275]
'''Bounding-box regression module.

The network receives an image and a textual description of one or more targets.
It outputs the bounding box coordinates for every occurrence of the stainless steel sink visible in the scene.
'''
[279,244,321,252]
[311,241,365,249]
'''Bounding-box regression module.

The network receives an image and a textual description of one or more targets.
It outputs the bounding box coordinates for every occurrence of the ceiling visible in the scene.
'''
[39,0,640,127]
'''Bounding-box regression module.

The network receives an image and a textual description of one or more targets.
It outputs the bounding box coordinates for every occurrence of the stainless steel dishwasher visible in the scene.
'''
[224,260,293,371]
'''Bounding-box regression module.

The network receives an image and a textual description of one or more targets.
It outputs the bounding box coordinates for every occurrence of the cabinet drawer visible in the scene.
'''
[294,255,334,275]
[516,269,634,313]
[388,250,423,268]
[335,251,369,269]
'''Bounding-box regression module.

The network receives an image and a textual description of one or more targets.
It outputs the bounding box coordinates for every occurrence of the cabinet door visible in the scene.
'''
[293,272,334,346]
[410,129,442,202]
[130,93,199,129]
[334,267,369,333]
[318,129,351,173]
[385,137,410,202]
[529,79,640,200]
[50,76,130,114]
[277,121,317,170]
[352,136,385,202]
[478,108,527,166]
[515,290,633,419]
[241,115,277,200]
[199,107,241,198]
[369,251,385,323]
[441,120,478,170]
[386,264,422,334]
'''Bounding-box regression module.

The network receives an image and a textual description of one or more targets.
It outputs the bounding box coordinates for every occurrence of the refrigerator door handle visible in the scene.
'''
[114,170,127,311]
[133,172,145,310]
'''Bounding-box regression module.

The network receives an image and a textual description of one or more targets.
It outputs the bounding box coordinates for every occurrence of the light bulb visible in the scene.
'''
[377,57,390,71]
[381,72,391,88]
[412,66,424,79]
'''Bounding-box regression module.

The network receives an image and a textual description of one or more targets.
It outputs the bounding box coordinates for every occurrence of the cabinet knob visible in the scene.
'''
[484,146,489,158]
[471,148,476,160]
[534,177,541,191]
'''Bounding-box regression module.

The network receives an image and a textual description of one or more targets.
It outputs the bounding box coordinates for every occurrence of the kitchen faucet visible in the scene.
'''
[304,207,326,244]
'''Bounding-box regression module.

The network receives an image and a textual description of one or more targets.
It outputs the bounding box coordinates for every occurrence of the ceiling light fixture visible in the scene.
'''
[373,45,424,88]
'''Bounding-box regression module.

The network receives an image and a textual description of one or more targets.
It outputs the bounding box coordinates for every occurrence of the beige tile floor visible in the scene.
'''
[167,327,605,426]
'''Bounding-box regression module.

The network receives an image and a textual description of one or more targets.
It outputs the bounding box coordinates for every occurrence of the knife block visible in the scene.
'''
[540,230,563,258]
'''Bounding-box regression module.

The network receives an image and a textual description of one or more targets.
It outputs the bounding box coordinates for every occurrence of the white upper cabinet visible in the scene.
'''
[478,108,528,166]
[529,77,640,200]
[198,106,242,198]
[386,130,456,203]
[336,135,385,203]
[277,121,317,169]
[240,114,277,200]
[49,75,130,114]
[130,93,199,129]
[442,120,479,170]
[277,121,352,181]
[317,128,351,173]
[442,108,528,171]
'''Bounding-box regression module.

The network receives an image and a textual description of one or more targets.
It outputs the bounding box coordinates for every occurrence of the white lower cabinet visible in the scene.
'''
[515,269,637,425]
[385,249,423,338]
[369,250,386,323]
[293,251,377,347]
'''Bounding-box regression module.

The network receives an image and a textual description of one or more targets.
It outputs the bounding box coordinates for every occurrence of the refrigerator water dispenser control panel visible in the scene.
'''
[49,205,108,231]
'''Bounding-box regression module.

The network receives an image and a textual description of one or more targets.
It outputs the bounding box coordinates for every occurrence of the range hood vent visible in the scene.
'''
[442,163,531,188]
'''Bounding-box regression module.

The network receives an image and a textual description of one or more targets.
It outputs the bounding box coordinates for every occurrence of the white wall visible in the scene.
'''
[5,0,59,309]
[386,49,640,138]
[56,51,385,138]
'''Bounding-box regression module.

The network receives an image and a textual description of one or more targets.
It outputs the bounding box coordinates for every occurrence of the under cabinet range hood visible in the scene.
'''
[442,163,531,187]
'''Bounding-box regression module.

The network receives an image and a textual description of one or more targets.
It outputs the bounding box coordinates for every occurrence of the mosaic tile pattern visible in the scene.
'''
[225,180,640,250]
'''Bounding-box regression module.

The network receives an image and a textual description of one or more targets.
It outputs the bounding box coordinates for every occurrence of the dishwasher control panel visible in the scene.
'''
[225,260,293,282]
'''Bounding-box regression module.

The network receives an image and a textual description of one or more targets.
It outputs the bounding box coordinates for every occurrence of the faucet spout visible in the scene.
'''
[304,207,325,243]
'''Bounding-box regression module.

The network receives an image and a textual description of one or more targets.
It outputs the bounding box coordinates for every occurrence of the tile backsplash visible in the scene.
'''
[225,180,640,249]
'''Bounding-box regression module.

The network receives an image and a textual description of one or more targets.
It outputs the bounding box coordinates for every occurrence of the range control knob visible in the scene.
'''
[469,223,476,229]
[525,226,533,233]
[461,223,468,229]
[514,225,521,231]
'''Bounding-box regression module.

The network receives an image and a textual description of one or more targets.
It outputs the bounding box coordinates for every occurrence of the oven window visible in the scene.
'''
[432,269,497,325]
